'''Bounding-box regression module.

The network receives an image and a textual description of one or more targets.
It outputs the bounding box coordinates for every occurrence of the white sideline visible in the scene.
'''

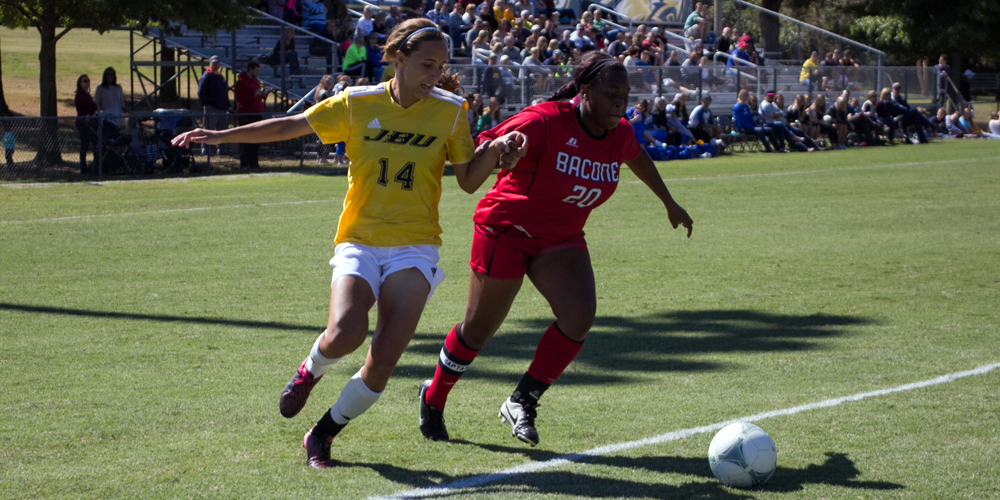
[368,361,1000,500]
[1,156,976,225]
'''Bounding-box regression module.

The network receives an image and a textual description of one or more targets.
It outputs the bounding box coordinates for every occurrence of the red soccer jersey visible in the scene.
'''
[474,101,641,242]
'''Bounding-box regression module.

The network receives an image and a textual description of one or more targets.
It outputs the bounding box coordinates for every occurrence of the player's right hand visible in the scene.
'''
[171,128,222,148]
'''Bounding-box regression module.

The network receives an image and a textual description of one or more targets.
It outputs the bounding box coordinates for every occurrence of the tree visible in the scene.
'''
[847,0,1000,69]
[0,0,254,162]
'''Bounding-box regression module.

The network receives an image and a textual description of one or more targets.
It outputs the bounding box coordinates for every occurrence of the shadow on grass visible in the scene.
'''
[1,302,873,383]
[400,310,875,383]
[339,448,902,498]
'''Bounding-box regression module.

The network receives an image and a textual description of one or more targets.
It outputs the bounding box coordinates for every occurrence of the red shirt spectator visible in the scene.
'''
[234,63,265,114]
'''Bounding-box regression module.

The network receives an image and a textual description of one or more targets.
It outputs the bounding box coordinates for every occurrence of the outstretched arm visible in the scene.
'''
[453,131,528,194]
[624,147,693,237]
[171,114,314,148]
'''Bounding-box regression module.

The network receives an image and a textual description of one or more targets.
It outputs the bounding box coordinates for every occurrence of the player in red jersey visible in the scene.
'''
[418,52,693,445]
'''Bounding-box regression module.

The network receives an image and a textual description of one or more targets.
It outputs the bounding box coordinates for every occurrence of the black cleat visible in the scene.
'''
[499,398,539,447]
[418,380,449,441]
[302,425,337,469]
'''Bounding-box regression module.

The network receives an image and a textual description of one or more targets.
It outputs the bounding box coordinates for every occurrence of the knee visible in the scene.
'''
[555,304,595,341]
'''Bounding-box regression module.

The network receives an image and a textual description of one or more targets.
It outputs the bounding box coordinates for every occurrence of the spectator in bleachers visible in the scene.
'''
[958,108,986,137]
[989,112,1000,137]
[665,95,695,145]
[465,93,484,137]
[799,51,820,88]
[384,5,402,32]
[664,50,681,66]
[558,29,573,54]
[806,94,839,148]
[478,96,503,132]
[680,50,700,88]
[540,18,559,41]
[74,74,98,174]
[715,27,732,63]
[889,81,932,127]
[477,1,498,32]
[301,0,328,34]
[759,90,808,151]
[819,52,839,90]
[840,49,860,86]
[310,20,338,73]
[499,55,518,100]
[641,31,664,65]
[426,1,447,29]
[774,93,819,151]
[324,0,349,23]
[688,93,722,143]
[934,54,952,109]
[502,35,523,63]
[683,2,708,41]
[875,88,926,144]
[699,55,727,91]
[198,56,230,158]
[827,96,851,146]
[365,33,385,81]
[271,29,302,75]
[355,6,375,37]
[733,89,780,152]
[481,53,505,102]
[268,0,285,19]
[283,0,300,24]
[234,61,265,169]
[447,3,470,53]
[606,31,628,59]
[342,33,373,79]
[95,67,125,120]
[511,17,531,45]
[569,23,596,52]
[520,46,549,90]
[727,41,751,69]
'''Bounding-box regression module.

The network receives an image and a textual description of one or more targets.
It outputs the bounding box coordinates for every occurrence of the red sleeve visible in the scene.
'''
[476,107,546,163]
[618,118,642,161]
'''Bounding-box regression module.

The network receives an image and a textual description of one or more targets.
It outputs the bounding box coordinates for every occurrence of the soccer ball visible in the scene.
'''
[708,422,777,488]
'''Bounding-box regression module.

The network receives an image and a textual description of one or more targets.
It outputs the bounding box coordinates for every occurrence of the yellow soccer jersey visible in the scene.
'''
[305,81,475,247]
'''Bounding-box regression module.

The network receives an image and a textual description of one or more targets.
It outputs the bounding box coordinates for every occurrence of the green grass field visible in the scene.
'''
[2,141,999,499]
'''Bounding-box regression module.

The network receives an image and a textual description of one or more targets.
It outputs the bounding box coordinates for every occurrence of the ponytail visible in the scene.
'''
[548,52,625,102]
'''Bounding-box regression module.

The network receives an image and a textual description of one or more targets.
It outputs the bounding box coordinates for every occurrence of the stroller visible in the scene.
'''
[91,115,141,175]
[151,109,198,173]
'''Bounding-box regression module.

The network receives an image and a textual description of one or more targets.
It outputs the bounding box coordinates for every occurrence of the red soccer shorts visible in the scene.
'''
[469,224,589,280]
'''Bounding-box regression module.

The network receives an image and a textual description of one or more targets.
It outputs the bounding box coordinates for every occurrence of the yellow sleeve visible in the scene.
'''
[446,100,476,165]
[304,91,350,145]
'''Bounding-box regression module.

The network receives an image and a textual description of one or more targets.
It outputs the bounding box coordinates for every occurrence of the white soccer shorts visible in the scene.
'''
[329,243,445,302]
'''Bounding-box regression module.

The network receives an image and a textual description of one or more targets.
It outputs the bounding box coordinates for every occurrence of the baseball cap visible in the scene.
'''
[892,82,901,89]
[208,55,220,63]
[765,89,776,96]
[701,93,712,101]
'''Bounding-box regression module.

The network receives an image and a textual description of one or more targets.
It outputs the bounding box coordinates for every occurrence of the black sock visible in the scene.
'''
[511,373,550,406]
[314,409,347,439]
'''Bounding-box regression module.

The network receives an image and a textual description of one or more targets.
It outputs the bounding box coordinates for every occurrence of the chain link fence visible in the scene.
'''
[5,66,987,182]
[718,0,883,68]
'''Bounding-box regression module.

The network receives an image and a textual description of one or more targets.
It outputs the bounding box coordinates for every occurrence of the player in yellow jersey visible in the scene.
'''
[172,19,527,468]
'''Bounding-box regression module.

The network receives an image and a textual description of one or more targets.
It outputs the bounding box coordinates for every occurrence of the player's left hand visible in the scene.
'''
[666,201,693,238]
[492,131,528,169]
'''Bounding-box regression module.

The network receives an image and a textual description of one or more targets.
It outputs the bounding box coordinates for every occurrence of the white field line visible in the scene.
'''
[0,199,339,225]
[369,361,1000,500]
[628,157,975,185]
[1,156,977,225]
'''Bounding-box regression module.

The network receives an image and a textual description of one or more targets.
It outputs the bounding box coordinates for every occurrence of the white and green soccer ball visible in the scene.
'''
[708,422,777,488]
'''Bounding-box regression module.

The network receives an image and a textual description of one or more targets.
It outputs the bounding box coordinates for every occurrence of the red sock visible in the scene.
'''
[425,324,480,410]
[526,322,584,385]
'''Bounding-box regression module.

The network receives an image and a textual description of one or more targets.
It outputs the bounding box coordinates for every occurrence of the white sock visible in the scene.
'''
[329,368,382,425]
[304,333,340,378]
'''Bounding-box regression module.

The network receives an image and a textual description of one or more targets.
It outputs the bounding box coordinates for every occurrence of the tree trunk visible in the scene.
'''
[759,0,783,59]
[0,30,11,115]
[35,8,65,165]
[161,46,178,104]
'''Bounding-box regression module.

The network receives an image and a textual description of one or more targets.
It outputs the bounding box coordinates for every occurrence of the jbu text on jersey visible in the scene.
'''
[364,129,438,148]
